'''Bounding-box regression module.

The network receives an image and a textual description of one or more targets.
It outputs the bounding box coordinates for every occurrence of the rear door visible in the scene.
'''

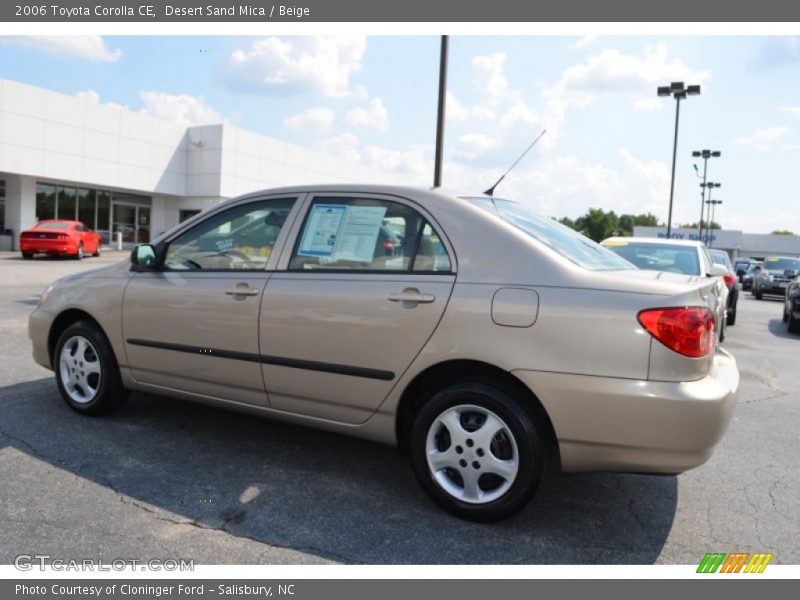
[259,193,456,424]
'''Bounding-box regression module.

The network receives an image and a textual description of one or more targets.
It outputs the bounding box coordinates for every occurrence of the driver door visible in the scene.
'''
[122,196,299,406]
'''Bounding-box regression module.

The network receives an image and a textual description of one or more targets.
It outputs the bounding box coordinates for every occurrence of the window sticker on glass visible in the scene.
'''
[334,205,387,263]
[297,204,347,257]
[298,203,388,263]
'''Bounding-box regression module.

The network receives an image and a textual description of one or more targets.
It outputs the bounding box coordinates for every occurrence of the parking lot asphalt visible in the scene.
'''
[0,251,798,565]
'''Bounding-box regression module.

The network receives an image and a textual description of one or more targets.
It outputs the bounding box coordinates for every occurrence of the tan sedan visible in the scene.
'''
[29,185,739,521]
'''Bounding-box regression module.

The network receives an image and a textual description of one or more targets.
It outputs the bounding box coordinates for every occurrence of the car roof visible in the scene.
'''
[602,236,706,248]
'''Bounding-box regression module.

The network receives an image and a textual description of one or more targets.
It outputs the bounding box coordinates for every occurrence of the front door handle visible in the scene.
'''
[225,286,260,297]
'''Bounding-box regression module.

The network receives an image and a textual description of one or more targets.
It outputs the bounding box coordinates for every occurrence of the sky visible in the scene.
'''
[1,34,799,233]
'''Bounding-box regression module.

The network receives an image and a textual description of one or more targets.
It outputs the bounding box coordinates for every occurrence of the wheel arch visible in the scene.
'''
[48,309,106,363]
[395,359,560,469]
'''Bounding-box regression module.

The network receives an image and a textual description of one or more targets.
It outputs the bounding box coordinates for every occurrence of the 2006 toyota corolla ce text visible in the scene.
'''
[29,185,739,521]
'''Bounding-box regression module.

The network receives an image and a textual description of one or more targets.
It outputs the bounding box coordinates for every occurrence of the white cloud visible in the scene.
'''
[0,35,121,62]
[472,52,509,105]
[282,107,334,134]
[446,91,469,121]
[362,144,431,178]
[345,98,389,131]
[783,106,800,117]
[735,127,799,151]
[315,133,361,162]
[138,91,223,128]
[220,36,366,98]
[553,44,709,98]
[499,101,541,128]
[571,35,597,51]
[454,133,502,160]
[79,89,223,128]
[632,97,664,111]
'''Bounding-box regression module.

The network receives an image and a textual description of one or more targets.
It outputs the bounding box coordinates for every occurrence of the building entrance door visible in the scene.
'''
[112,204,150,246]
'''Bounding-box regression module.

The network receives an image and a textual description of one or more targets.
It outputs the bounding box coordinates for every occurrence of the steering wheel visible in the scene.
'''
[217,248,255,268]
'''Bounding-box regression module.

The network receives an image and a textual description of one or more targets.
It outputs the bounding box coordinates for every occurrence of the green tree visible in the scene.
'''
[682,220,721,230]
[771,230,795,236]
[574,208,619,242]
[618,212,660,236]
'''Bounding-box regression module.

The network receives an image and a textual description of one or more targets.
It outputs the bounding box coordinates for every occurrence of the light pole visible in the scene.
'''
[706,199,723,247]
[700,182,721,243]
[433,35,448,188]
[692,149,720,240]
[658,82,701,238]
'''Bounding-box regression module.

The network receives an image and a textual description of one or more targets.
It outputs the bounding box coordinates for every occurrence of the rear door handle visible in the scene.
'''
[388,292,436,304]
[225,286,260,296]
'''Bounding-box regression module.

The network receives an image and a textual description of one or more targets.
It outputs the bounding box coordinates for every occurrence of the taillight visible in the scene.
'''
[637,307,716,358]
[723,273,736,287]
[58,233,69,239]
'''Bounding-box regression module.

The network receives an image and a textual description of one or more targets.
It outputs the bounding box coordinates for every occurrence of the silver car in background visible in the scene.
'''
[29,185,739,521]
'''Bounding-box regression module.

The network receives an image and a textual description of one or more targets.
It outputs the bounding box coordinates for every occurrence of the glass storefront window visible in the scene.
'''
[77,188,96,228]
[36,183,56,221]
[96,191,111,243]
[57,186,77,220]
[0,179,5,231]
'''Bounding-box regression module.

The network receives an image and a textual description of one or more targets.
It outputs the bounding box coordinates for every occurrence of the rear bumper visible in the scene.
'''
[20,239,77,255]
[758,283,789,296]
[513,348,739,474]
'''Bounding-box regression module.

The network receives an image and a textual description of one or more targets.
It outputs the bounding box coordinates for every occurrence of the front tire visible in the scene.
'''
[754,288,763,300]
[410,382,543,522]
[54,320,128,416]
[93,243,101,257]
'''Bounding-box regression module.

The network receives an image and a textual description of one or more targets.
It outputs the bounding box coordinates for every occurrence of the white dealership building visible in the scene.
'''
[0,78,395,250]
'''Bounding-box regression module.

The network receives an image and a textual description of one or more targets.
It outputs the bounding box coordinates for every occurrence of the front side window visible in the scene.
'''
[288,197,451,272]
[164,198,296,271]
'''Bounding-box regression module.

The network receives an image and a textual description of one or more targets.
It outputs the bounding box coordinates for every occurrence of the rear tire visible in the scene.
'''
[93,243,101,257]
[74,243,84,260]
[726,298,737,326]
[754,289,762,300]
[22,252,33,259]
[783,304,789,323]
[410,381,544,522]
[789,310,800,334]
[54,320,128,416]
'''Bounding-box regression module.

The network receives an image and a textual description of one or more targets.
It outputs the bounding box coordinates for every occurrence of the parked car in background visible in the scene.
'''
[783,271,800,333]
[708,248,740,326]
[29,186,739,521]
[752,256,800,300]
[734,258,757,283]
[20,220,102,260]
[600,237,730,334]
[741,262,762,291]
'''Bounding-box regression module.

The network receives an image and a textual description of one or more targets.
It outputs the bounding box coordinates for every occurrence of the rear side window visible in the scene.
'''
[289,197,451,273]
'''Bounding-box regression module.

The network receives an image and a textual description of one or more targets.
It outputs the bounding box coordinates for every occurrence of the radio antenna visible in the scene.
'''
[484,129,546,196]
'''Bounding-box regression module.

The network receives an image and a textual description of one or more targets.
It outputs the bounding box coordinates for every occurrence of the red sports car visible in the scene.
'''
[20,220,102,260]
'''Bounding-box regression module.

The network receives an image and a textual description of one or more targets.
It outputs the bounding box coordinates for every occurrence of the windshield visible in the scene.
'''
[763,257,800,271]
[465,197,633,271]
[35,221,70,230]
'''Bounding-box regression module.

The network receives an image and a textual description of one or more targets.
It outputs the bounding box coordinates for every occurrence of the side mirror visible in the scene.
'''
[785,269,797,279]
[130,244,160,271]
[709,264,728,277]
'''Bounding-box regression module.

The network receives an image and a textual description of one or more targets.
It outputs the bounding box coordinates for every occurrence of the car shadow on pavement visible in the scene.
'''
[767,318,796,340]
[0,378,677,564]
